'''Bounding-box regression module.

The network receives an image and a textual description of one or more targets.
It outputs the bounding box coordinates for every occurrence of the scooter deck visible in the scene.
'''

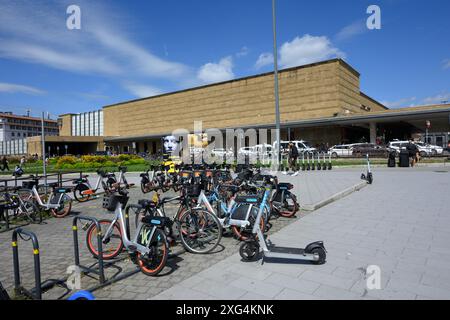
[268,245,305,255]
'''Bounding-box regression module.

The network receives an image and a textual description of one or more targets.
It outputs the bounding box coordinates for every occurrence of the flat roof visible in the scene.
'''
[0,113,57,122]
[102,58,360,109]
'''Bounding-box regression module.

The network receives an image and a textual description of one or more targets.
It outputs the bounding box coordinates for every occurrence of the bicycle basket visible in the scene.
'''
[186,184,202,197]
[102,194,128,212]
[22,181,37,189]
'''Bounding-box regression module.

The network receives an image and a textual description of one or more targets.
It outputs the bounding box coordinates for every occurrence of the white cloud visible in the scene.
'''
[422,93,450,105]
[197,56,234,84]
[381,97,416,108]
[0,0,191,88]
[443,59,450,70]
[123,83,162,98]
[236,46,249,57]
[0,82,45,95]
[0,41,122,75]
[335,20,367,41]
[255,35,344,70]
[279,35,344,68]
[255,52,273,69]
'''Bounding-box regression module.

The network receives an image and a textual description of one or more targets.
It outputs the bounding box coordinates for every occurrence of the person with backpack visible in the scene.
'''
[406,139,419,167]
[288,141,299,176]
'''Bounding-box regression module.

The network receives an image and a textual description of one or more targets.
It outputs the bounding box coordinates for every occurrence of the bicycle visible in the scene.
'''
[72,169,116,202]
[1,189,41,223]
[85,189,169,276]
[128,181,223,254]
[21,178,73,218]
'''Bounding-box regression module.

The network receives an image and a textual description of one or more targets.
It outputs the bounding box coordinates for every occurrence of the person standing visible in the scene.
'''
[288,141,299,176]
[20,156,26,168]
[406,139,419,167]
[1,156,9,171]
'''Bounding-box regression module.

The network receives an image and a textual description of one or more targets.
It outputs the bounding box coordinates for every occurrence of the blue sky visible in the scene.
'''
[0,0,449,118]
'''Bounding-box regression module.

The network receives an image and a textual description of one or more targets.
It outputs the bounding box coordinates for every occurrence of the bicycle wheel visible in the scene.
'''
[277,192,298,218]
[73,184,92,202]
[86,219,124,260]
[51,194,72,218]
[178,209,222,254]
[137,228,168,276]
[20,200,41,223]
[231,205,266,241]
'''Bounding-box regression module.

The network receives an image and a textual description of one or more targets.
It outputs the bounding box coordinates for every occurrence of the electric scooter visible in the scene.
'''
[360,153,373,184]
[239,178,326,264]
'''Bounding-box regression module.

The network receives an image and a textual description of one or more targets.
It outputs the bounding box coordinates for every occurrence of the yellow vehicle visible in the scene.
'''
[163,156,181,173]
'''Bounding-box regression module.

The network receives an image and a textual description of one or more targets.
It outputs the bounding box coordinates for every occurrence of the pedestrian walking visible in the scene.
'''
[1,156,10,171]
[20,156,26,168]
[288,141,299,176]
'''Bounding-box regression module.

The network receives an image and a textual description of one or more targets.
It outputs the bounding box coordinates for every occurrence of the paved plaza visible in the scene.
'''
[1,166,449,300]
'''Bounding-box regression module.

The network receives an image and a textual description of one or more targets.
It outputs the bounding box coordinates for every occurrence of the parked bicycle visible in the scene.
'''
[85,189,169,276]
[21,177,73,218]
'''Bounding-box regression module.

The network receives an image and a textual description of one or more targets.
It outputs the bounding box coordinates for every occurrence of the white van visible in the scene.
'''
[273,140,316,155]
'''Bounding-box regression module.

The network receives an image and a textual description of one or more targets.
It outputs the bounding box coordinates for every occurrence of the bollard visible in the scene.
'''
[317,152,322,170]
[322,152,327,170]
[311,152,315,170]
[306,152,310,171]
[328,153,332,170]
[301,152,306,171]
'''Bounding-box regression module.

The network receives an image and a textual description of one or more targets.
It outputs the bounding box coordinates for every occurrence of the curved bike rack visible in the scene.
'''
[72,216,106,284]
[72,215,140,292]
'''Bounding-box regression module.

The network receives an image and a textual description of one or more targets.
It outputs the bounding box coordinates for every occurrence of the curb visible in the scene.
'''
[301,180,368,212]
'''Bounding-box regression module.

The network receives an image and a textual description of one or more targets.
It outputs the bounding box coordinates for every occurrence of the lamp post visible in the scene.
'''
[272,0,281,170]
[41,112,47,194]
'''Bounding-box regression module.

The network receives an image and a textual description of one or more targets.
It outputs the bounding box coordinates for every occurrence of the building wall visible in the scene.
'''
[58,114,73,136]
[103,59,373,138]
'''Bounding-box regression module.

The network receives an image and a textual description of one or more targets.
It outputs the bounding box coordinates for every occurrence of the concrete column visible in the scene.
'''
[369,122,377,144]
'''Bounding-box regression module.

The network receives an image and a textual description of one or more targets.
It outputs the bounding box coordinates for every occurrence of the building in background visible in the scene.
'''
[0,112,58,155]
[3,59,449,156]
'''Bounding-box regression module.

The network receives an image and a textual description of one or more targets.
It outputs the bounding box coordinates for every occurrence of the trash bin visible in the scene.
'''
[388,151,396,167]
[399,151,410,167]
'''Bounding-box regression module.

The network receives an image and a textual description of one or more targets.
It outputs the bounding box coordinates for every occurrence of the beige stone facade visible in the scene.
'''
[101,59,386,139]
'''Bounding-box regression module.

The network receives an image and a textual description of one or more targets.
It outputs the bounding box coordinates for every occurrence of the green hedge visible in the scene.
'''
[54,155,147,169]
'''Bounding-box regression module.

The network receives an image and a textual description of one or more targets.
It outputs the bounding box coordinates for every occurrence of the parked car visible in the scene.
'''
[414,142,444,156]
[210,148,234,160]
[273,140,316,155]
[388,140,444,156]
[387,141,409,155]
[352,143,388,157]
[327,144,354,158]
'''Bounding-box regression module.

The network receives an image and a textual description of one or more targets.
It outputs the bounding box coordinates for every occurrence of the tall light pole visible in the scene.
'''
[41,112,47,193]
[272,0,281,170]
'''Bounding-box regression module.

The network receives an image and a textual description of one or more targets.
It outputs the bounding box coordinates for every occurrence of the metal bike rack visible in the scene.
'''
[12,228,42,299]
[11,227,69,300]
[72,215,140,292]
[72,216,106,284]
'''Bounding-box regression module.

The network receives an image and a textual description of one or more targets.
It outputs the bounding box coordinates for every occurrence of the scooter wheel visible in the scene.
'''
[239,241,260,262]
[367,173,373,184]
[311,247,326,265]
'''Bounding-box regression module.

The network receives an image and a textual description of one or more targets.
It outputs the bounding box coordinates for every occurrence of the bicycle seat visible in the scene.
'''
[219,184,240,192]
[137,199,156,209]
[118,166,127,173]
[234,195,262,204]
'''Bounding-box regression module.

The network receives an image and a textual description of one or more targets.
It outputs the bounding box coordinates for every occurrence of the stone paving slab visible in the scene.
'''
[153,166,450,300]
